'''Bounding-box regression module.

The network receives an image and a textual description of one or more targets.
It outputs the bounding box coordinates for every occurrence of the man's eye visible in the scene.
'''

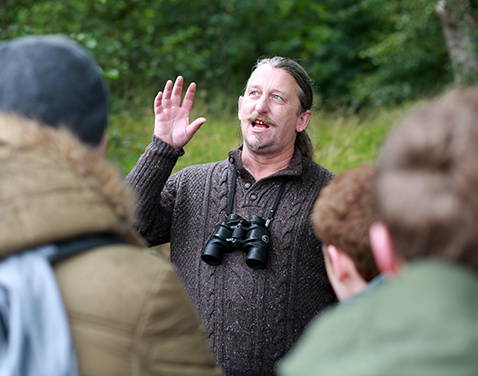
[273,95,283,101]
[250,90,259,96]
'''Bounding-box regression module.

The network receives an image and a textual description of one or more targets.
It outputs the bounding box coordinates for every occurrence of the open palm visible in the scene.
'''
[153,76,206,149]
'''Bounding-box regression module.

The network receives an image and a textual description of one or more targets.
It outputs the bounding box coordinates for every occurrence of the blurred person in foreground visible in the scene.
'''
[311,164,381,303]
[126,57,337,374]
[277,88,478,375]
[0,34,222,376]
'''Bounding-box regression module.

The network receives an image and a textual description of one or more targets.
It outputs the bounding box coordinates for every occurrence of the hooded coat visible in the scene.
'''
[0,114,222,376]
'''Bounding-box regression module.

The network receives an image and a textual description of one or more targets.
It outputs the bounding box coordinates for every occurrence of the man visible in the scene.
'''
[311,164,381,302]
[0,35,222,376]
[126,57,337,374]
[277,88,478,375]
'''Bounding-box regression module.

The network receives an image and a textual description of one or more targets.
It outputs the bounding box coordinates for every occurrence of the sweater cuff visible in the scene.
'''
[151,134,185,158]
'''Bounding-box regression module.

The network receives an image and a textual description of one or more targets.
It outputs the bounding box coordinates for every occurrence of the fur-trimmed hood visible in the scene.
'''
[0,113,143,258]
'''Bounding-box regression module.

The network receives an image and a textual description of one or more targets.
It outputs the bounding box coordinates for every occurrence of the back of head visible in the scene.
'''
[0,35,108,147]
[252,56,315,160]
[374,88,478,271]
[312,164,379,282]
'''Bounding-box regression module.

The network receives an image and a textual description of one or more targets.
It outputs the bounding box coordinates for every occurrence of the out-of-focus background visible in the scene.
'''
[2,0,476,174]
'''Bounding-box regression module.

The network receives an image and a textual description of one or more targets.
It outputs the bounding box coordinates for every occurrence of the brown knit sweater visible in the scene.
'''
[126,136,338,375]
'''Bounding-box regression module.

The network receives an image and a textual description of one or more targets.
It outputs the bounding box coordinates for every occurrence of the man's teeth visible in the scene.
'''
[253,120,267,128]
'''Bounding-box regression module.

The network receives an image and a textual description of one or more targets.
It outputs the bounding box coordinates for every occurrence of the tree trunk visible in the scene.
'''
[436,0,478,85]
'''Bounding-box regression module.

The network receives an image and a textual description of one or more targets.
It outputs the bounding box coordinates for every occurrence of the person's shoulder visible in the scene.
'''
[304,158,335,176]
[54,243,189,322]
[98,243,178,279]
[54,243,177,295]
[277,285,390,376]
[279,265,478,376]
[300,158,336,188]
[277,303,353,375]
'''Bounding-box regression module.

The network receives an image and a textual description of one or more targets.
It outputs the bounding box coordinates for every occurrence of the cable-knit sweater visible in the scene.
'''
[126,136,338,376]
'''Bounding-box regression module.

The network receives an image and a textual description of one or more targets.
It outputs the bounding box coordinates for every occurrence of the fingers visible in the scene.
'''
[188,117,207,138]
[154,76,198,115]
[161,79,174,107]
[156,76,185,108]
[154,78,172,113]
[154,91,163,114]
[164,76,183,107]
[182,82,197,112]
[171,76,183,107]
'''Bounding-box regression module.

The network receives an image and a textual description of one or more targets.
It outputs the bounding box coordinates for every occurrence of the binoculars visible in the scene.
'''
[201,214,270,269]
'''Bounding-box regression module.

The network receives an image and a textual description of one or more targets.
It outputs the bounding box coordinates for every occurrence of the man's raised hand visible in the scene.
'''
[153,76,206,149]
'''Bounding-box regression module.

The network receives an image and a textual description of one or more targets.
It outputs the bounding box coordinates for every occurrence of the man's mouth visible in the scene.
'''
[252,119,270,130]
[243,112,276,129]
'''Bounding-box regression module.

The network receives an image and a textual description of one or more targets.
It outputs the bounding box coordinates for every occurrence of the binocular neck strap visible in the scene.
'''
[226,167,239,215]
[265,179,287,227]
[227,167,288,228]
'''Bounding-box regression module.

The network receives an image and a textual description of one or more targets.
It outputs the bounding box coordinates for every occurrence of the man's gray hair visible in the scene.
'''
[251,56,315,160]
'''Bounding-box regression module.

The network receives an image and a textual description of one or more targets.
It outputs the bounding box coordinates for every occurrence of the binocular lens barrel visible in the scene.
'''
[201,240,225,265]
[245,250,267,269]
[201,223,234,265]
[243,216,269,269]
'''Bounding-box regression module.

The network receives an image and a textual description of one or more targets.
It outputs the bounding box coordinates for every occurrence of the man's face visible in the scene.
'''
[238,64,310,157]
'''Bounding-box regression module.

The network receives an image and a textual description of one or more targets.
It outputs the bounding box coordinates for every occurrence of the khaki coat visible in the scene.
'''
[0,114,222,376]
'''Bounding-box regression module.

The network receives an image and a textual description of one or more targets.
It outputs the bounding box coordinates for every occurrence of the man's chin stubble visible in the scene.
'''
[245,134,262,151]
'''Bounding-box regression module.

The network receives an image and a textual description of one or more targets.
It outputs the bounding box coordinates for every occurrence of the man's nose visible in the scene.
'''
[255,95,269,114]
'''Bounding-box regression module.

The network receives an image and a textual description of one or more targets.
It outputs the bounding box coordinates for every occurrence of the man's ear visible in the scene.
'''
[238,96,243,120]
[94,131,108,157]
[295,110,312,133]
[326,244,348,282]
[369,221,401,276]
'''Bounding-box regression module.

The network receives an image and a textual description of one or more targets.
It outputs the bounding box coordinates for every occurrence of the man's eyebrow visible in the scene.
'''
[246,82,261,90]
[247,83,289,97]
[272,88,289,96]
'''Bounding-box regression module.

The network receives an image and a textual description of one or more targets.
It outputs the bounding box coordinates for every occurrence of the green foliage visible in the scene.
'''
[349,0,453,108]
[295,0,383,108]
[0,0,459,111]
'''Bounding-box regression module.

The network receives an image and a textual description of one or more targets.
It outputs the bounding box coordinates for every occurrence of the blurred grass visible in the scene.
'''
[106,98,414,177]
[310,104,413,174]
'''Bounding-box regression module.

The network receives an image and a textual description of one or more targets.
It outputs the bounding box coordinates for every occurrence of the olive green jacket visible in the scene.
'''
[0,114,222,376]
[278,260,478,376]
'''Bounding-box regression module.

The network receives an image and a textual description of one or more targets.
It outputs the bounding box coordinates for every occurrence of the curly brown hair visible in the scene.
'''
[312,164,379,282]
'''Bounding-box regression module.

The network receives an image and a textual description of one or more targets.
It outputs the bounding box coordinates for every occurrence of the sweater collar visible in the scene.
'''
[227,144,303,181]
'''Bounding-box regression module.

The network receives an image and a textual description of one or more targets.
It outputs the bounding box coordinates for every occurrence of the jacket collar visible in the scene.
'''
[0,113,142,258]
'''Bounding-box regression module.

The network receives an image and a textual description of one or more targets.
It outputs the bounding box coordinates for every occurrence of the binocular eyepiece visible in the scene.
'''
[201,214,270,269]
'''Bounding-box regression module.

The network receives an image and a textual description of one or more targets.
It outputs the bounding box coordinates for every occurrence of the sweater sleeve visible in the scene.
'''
[125,136,184,246]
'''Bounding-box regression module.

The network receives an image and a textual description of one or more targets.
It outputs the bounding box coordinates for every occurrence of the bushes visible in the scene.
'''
[1,0,458,111]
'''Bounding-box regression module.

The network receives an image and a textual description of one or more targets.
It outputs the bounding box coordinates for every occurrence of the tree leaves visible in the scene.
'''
[0,0,468,110]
